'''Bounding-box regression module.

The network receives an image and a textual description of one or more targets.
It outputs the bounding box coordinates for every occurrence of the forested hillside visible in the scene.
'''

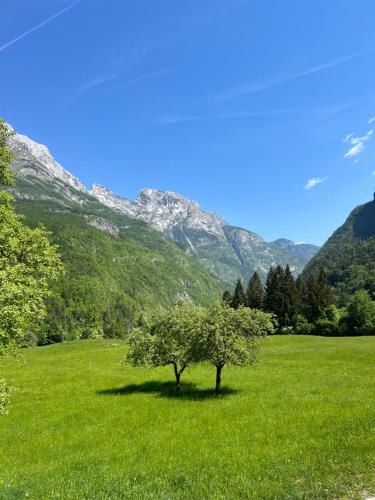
[16,194,224,342]
[304,194,375,304]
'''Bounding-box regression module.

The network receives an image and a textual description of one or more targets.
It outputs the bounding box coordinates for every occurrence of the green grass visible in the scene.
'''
[1,336,375,499]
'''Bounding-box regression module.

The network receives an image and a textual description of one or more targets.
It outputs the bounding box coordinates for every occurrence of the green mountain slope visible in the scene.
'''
[8,183,224,342]
[303,194,375,304]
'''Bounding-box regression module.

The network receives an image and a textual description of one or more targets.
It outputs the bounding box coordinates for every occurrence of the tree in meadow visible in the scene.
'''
[231,279,246,309]
[198,301,274,394]
[126,301,206,394]
[246,272,264,310]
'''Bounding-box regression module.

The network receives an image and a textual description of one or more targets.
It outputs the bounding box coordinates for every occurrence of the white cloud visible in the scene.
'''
[305,177,327,190]
[343,129,373,159]
[369,116,375,124]
[0,1,80,55]
[344,141,365,158]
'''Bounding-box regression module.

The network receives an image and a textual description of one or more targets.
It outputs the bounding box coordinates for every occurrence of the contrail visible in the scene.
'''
[215,48,375,102]
[0,1,80,54]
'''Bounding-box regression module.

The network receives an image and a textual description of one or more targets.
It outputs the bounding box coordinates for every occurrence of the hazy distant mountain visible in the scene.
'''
[272,239,320,263]
[303,194,375,303]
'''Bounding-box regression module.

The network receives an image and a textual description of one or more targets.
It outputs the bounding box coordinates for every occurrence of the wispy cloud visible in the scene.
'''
[76,70,126,97]
[305,177,327,190]
[0,1,80,55]
[214,48,374,102]
[103,66,178,94]
[76,65,178,99]
[157,108,295,125]
[343,129,373,159]
[369,116,375,124]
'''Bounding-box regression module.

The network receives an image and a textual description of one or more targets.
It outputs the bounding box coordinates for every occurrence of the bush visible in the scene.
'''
[315,318,341,337]
[293,314,315,335]
[342,290,375,336]
[315,305,341,336]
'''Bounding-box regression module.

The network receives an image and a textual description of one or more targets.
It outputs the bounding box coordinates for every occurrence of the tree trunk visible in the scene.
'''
[215,364,224,395]
[173,363,181,394]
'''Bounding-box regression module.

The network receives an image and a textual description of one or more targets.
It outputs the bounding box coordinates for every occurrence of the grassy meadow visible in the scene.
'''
[1,336,375,499]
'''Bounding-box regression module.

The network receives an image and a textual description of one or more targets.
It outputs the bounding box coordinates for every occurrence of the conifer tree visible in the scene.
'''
[264,267,276,312]
[295,275,306,314]
[306,267,333,321]
[282,265,298,326]
[246,272,264,309]
[222,290,232,305]
[231,279,246,309]
[265,265,298,327]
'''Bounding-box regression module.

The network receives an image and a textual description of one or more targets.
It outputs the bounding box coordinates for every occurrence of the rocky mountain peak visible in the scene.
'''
[7,126,86,193]
[7,122,316,283]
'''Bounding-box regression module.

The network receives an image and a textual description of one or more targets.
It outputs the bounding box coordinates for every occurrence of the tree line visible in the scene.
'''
[223,265,375,336]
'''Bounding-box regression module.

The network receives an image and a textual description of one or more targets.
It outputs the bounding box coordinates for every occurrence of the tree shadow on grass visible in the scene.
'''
[98,381,239,400]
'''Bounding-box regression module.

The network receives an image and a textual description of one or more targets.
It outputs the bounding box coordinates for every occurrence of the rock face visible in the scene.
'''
[87,189,308,283]
[272,239,320,263]
[7,124,314,284]
[8,127,86,194]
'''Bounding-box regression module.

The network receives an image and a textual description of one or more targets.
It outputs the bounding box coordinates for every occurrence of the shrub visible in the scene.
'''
[293,314,315,335]
[341,290,375,336]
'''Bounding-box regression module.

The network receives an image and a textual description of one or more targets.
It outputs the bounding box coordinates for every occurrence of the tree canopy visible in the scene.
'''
[0,119,63,356]
[127,301,206,393]
[198,301,274,394]
[127,300,274,394]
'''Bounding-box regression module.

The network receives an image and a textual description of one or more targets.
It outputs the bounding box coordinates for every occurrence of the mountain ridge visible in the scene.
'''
[7,124,317,283]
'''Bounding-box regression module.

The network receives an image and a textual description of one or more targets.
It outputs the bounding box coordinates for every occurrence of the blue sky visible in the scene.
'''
[1,0,375,245]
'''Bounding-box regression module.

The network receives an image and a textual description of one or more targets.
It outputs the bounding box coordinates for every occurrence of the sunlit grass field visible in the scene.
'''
[1,336,375,499]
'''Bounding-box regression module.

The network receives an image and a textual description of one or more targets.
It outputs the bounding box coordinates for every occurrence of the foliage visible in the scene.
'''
[0,119,15,186]
[128,300,273,394]
[127,302,206,392]
[341,290,375,336]
[293,314,315,335]
[264,265,299,328]
[231,279,246,309]
[222,290,232,304]
[198,300,274,393]
[305,268,334,322]
[304,195,375,304]
[246,272,264,309]
[0,120,63,355]
[12,198,224,344]
[315,306,341,337]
